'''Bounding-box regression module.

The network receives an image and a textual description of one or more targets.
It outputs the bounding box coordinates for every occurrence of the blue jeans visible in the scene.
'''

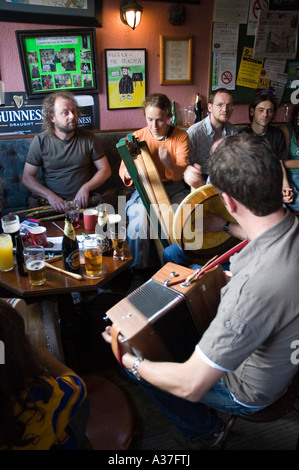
[163,243,191,267]
[127,372,263,441]
[163,243,230,272]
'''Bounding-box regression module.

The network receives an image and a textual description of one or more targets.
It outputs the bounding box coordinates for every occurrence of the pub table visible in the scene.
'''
[0,219,133,368]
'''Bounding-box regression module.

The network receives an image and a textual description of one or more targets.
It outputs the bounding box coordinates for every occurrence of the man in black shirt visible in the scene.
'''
[240,93,293,204]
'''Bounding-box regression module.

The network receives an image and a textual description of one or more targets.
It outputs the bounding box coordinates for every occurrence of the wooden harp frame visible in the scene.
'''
[116,135,175,252]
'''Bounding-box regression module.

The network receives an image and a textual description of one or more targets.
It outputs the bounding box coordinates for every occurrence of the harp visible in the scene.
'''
[117,135,175,256]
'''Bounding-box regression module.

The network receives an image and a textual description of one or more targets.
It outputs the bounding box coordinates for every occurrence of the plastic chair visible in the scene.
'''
[221,381,299,449]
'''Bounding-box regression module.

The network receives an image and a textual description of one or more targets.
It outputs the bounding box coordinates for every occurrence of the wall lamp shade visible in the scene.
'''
[120,0,143,30]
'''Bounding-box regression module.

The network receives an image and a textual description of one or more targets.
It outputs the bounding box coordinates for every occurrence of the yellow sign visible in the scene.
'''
[236,47,263,89]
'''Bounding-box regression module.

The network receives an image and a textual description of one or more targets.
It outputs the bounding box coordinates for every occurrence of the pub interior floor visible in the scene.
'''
[69,268,299,452]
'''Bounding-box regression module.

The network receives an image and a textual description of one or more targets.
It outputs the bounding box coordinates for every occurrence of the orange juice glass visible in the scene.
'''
[0,234,14,272]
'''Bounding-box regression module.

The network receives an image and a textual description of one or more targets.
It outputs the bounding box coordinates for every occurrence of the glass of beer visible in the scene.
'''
[1,214,20,246]
[24,245,46,286]
[64,199,80,229]
[110,225,126,261]
[0,234,14,272]
[83,236,103,277]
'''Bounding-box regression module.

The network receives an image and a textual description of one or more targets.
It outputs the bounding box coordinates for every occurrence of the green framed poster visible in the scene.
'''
[16,28,99,100]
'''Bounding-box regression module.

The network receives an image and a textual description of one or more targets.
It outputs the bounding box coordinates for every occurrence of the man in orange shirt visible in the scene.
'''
[119,93,189,270]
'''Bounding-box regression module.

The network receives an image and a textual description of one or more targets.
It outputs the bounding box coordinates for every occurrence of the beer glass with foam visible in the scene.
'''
[83,235,102,277]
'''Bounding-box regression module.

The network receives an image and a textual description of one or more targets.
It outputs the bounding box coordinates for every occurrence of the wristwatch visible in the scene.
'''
[132,357,145,380]
[223,221,230,233]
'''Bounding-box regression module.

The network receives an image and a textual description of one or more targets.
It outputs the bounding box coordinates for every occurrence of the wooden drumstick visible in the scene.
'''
[45,262,83,280]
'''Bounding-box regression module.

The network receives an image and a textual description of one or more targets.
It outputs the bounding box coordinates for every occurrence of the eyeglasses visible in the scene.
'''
[213,103,234,111]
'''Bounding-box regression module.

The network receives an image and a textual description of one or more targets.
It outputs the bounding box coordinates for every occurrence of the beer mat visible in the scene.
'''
[83,267,107,279]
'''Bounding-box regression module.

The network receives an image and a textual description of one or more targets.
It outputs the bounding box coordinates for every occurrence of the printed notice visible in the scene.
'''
[213,0,249,24]
[212,23,239,52]
[254,10,298,60]
[212,52,237,90]
[236,47,263,88]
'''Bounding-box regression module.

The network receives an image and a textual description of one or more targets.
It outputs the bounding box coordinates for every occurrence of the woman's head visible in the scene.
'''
[0,300,44,394]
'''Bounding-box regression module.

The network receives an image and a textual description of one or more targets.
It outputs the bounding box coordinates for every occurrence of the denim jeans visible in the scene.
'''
[127,372,263,441]
[163,243,230,272]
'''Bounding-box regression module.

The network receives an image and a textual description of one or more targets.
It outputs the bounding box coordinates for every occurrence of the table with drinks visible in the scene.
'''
[0,205,132,367]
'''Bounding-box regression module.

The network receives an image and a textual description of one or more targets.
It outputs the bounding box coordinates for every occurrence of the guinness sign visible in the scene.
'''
[0,92,99,136]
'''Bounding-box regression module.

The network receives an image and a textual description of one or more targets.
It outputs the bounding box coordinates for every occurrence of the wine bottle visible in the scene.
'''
[194,93,203,123]
[62,217,80,273]
[171,100,177,126]
[15,231,27,276]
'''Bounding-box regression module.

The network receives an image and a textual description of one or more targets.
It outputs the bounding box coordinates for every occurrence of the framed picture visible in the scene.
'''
[0,0,102,27]
[105,49,146,110]
[16,28,99,100]
[159,36,193,85]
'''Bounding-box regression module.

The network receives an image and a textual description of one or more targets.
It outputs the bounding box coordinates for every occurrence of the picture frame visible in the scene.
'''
[105,49,146,110]
[159,36,193,85]
[16,28,99,100]
[0,0,102,27]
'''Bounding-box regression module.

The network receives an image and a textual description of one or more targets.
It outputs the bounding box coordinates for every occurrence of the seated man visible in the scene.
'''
[119,93,189,270]
[104,133,299,449]
[22,91,111,213]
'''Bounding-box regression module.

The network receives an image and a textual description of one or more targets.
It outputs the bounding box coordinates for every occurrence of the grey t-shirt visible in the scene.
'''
[197,210,299,407]
[26,128,105,200]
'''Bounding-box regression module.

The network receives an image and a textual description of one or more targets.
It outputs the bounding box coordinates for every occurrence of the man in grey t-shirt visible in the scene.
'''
[103,133,299,449]
[22,91,111,212]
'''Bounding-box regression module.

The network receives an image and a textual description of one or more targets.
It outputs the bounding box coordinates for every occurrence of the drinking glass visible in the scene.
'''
[109,225,126,261]
[1,214,20,246]
[0,233,14,272]
[183,106,194,127]
[24,245,46,286]
[64,199,80,229]
[83,235,103,277]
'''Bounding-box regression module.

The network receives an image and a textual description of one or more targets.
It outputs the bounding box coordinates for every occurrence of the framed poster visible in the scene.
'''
[160,36,193,85]
[16,28,99,100]
[0,0,102,27]
[105,49,146,110]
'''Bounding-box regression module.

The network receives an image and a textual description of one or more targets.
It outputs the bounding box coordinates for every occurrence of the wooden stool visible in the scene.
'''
[221,382,299,449]
[83,374,134,450]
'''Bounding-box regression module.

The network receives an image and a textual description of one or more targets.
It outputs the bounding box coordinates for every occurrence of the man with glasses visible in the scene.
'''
[184,88,237,190]
[162,89,238,267]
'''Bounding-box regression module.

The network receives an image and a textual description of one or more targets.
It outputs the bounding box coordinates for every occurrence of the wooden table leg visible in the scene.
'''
[57,293,82,371]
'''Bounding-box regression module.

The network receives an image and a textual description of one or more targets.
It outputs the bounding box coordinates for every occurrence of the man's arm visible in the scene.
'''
[123,349,224,402]
[184,163,206,190]
[22,162,66,212]
[102,327,223,402]
[74,156,111,208]
[203,211,246,240]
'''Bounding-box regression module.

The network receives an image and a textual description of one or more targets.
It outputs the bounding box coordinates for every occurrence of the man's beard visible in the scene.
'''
[57,121,77,135]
